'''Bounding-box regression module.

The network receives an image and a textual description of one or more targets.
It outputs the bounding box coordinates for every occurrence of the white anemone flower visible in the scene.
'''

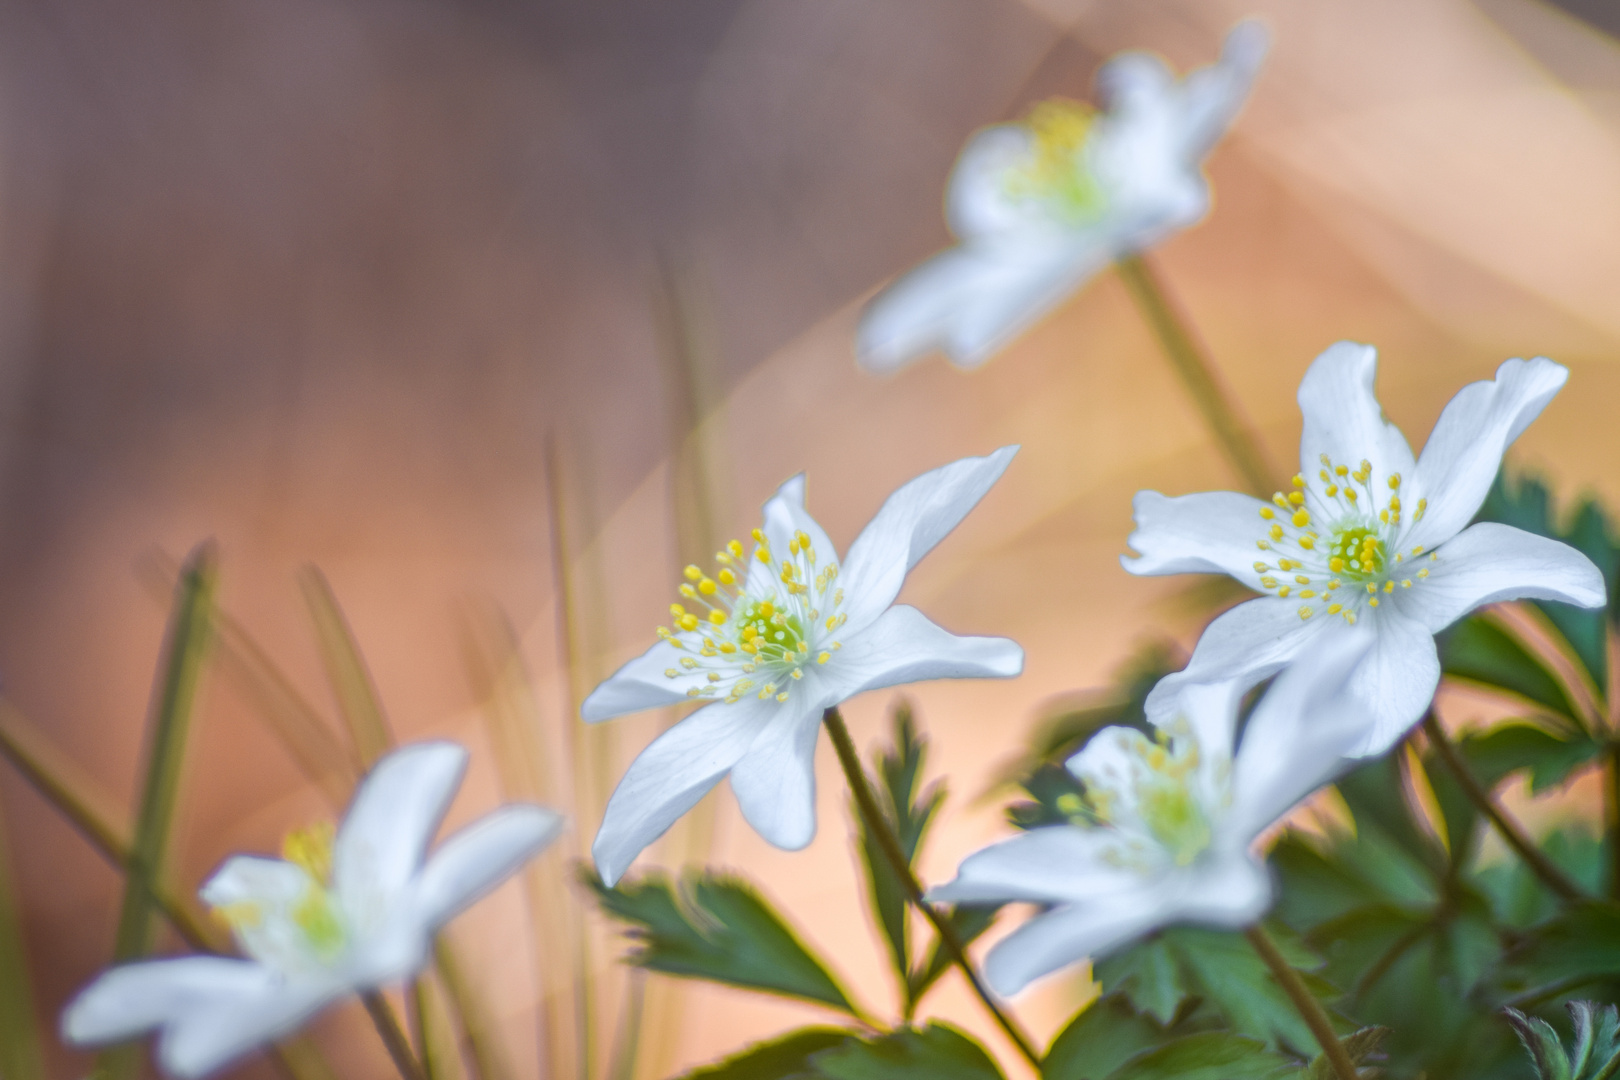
[930,632,1371,996]
[62,742,563,1079]
[858,19,1268,373]
[1123,341,1606,756]
[583,448,1024,886]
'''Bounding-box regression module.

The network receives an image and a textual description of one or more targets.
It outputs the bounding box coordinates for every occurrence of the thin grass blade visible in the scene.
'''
[0,794,44,1080]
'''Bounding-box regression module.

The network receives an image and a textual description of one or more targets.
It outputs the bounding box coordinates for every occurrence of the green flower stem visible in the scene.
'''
[1421,713,1583,902]
[822,707,1041,1068]
[1242,924,1358,1080]
[363,991,429,1080]
[1114,253,1274,498]
[1605,743,1620,902]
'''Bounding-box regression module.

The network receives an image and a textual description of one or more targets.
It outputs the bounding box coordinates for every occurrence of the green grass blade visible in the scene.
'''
[0,793,44,1080]
[99,540,219,1079]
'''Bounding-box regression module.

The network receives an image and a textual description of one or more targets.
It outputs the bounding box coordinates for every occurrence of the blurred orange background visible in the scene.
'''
[6,0,1620,1077]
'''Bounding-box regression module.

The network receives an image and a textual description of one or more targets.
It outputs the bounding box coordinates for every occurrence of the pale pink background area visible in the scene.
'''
[4,0,1620,1077]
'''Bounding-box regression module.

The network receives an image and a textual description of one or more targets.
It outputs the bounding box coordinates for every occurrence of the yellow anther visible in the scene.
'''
[1401,579,1412,588]
[1417,568,1429,578]
[1345,489,1358,502]
[790,668,803,680]
[1273,494,1290,509]
[751,528,765,543]
[708,610,726,625]
[1278,586,1291,597]
[1383,581,1395,593]
[1320,470,1331,482]
[1257,540,1272,550]
[777,692,790,702]
[728,539,743,557]
[1335,465,1348,476]
[760,601,775,617]
[670,603,686,618]
[1411,546,1424,556]
[686,687,702,698]
[1366,583,1377,594]
[665,668,678,678]
[1299,536,1316,550]
[788,537,800,555]
[679,584,697,599]
[719,642,736,654]
[1416,499,1428,520]
[1295,575,1310,585]
[1269,525,1284,541]
[1288,492,1305,506]
[1261,577,1278,589]
[1320,453,1333,466]
[756,548,770,563]
[679,614,699,632]
[1253,562,1270,572]
[1344,611,1357,624]
[684,565,702,581]
[1326,484,1338,497]
[817,651,831,664]
[707,672,721,683]
[1292,474,1306,489]
[1327,603,1342,614]
[283,823,335,883]
[680,657,699,669]
[1292,510,1310,527]
[1388,474,1401,489]
[1260,507,1275,520]
[1368,597,1379,608]
[1300,590,1316,598]
[1379,510,1389,523]
[699,578,718,595]
[1299,607,1313,620]
[1389,496,1401,512]
[718,568,736,586]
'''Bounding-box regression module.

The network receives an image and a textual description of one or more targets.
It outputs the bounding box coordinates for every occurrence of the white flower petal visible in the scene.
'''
[1296,342,1416,497]
[198,855,308,909]
[928,826,1141,906]
[982,889,1175,997]
[581,640,709,723]
[1346,605,1442,757]
[749,474,840,598]
[1144,595,1328,716]
[728,697,824,851]
[1406,358,1570,551]
[944,125,1042,240]
[857,242,1108,373]
[61,957,273,1047]
[1399,523,1605,634]
[159,978,338,1080]
[825,604,1023,702]
[1120,489,1274,589]
[838,447,1018,630]
[1227,630,1375,841]
[1143,677,1243,774]
[334,742,466,913]
[592,696,772,886]
[412,805,565,933]
[1175,19,1269,159]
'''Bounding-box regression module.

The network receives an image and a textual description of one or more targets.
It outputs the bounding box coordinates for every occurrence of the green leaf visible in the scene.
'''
[1306,1027,1388,1080]
[1512,901,1620,991]
[0,797,42,1080]
[1463,724,1599,795]
[1507,1008,1578,1080]
[1095,934,1184,1026]
[1438,616,1579,723]
[1107,1032,1296,1080]
[906,903,1000,1010]
[1042,994,1165,1080]
[808,1023,1004,1080]
[589,869,863,1016]
[299,565,394,766]
[676,1029,856,1080]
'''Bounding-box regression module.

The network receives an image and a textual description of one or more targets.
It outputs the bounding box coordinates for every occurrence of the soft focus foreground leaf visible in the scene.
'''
[1438,616,1582,723]
[1106,1032,1295,1080]
[1305,1026,1387,1080]
[676,1029,856,1080]
[808,1023,1004,1080]
[1510,901,1620,994]
[1477,471,1618,692]
[101,542,217,1079]
[0,797,43,1080]
[905,902,999,1010]
[589,869,863,1017]
[1042,993,1166,1080]
[1095,924,1338,1052]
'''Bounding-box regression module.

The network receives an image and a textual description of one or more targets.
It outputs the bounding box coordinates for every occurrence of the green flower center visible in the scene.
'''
[1002,98,1108,224]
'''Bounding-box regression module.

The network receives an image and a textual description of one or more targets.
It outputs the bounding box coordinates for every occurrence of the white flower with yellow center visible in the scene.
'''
[584,448,1025,886]
[931,633,1372,995]
[858,19,1267,373]
[62,743,563,1079]
[1123,341,1606,756]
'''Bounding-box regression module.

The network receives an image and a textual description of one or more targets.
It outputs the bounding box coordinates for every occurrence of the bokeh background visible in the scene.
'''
[5,0,1620,1076]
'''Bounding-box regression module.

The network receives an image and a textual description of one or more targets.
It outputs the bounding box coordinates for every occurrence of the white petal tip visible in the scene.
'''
[1224,18,1271,67]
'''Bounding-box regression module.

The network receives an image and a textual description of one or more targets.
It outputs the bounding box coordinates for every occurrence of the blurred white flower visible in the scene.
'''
[62,742,562,1079]
[930,632,1370,996]
[1123,341,1605,755]
[858,19,1268,373]
[583,448,1024,886]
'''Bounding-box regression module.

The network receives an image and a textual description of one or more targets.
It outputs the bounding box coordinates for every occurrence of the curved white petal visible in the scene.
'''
[1296,342,1416,497]
[983,888,1175,996]
[728,697,824,851]
[412,805,565,931]
[198,855,308,909]
[838,447,1018,630]
[825,604,1023,702]
[592,697,771,886]
[929,825,1141,906]
[335,742,466,914]
[61,957,274,1046]
[1397,523,1605,635]
[159,977,338,1080]
[945,125,1045,240]
[1346,605,1441,757]
[1144,677,1244,774]
[1175,19,1269,159]
[581,640,710,723]
[1144,596,1328,716]
[1227,629,1376,841]
[749,474,840,598]
[1407,358,1570,551]
[1120,489,1274,589]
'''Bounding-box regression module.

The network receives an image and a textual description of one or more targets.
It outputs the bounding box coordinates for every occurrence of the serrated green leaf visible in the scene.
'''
[1095,934,1185,1025]
[1306,1027,1388,1080]
[589,869,862,1016]
[1169,926,1340,1053]
[1107,1032,1295,1080]
[808,1023,1003,1080]
[1042,994,1165,1080]
[906,902,999,1010]
[1439,616,1581,723]
[676,1028,856,1080]
[1507,1008,1577,1080]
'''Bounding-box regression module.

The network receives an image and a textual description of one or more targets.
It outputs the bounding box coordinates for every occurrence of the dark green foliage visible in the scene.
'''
[1042,993,1172,1080]
[1505,1002,1620,1080]
[1108,1033,1296,1080]
[808,1023,1004,1080]
[676,1029,857,1080]
[1304,1027,1388,1080]
[1437,616,1582,724]
[587,869,862,1016]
